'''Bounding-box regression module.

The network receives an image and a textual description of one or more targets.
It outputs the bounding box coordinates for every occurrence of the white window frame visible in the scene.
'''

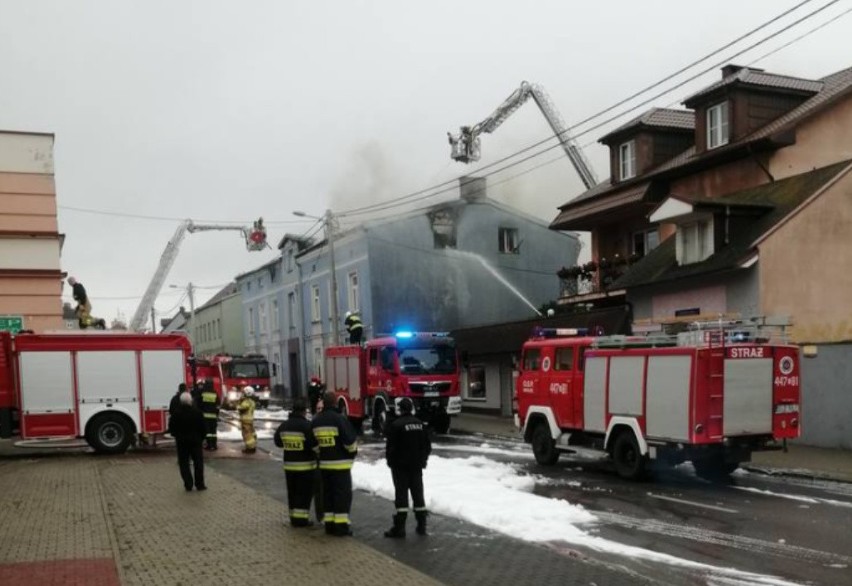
[619,140,636,180]
[272,299,280,331]
[347,272,360,313]
[311,285,321,322]
[313,346,323,378]
[498,227,519,254]
[676,217,714,265]
[248,307,255,335]
[288,292,297,331]
[707,102,730,149]
[259,302,267,333]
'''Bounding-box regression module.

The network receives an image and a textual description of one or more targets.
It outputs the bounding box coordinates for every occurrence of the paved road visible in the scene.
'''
[215,422,852,586]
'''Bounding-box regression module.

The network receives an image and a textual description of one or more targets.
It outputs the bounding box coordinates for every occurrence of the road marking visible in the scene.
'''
[647,492,739,514]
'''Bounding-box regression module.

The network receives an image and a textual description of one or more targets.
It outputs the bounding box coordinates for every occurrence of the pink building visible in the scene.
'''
[0,131,63,332]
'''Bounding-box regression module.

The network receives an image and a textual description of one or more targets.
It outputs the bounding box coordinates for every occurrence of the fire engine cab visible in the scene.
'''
[0,331,192,454]
[325,332,462,434]
[515,317,801,480]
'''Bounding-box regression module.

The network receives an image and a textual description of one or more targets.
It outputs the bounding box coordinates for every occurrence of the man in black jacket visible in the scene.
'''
[311,390,358,536]
[168,383,188,418]
[384,397,431,538]
[167,392,207,491]
[273,398,319,527]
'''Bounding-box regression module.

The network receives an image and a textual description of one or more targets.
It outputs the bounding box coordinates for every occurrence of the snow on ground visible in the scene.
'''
[353,455,801,586]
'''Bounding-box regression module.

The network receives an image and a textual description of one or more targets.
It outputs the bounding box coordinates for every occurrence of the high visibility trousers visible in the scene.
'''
[320,468,353,527]
[285,469,315,526]
[391,467,426,512]
[240,420,256,450]
[204,418,218,449]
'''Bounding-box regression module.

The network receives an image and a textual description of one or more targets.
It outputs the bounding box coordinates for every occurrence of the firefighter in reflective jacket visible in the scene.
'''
[384,397,432,538]
[199,380,220,451]
[273,398,318,527]
[311,390,358,536]
[237,386,257,454]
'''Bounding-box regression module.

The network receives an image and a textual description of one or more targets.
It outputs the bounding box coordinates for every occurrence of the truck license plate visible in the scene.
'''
[424,391,439,397]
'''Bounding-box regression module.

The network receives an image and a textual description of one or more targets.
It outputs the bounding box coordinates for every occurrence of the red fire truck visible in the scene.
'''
[515,318,801,480]
[194,354,273,409]
[325,332,462,434]
[0,331,192,454]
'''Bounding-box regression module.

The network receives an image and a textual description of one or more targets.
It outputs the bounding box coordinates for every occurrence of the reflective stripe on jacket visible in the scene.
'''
[311,408,357,470]
[200,391,220,419]
[273,414,318,472]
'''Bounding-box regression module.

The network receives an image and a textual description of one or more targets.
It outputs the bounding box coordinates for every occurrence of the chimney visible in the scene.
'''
[721,64,763,78]
[460,176,487,202]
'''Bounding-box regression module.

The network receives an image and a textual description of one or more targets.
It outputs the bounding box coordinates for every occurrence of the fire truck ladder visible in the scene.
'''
[129,218,269,332]
[447,81,599,189]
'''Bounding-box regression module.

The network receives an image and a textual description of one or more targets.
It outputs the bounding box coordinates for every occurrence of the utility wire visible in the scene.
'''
[58,204,313,226]
[338,0,843,218]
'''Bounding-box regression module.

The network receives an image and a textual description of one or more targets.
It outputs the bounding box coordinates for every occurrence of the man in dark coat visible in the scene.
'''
[273,398,319,527]
[306,376,324,415]
[384,397,431,538]
[167,392,207,491]
[169,383,188,418]
[311,391,358,536]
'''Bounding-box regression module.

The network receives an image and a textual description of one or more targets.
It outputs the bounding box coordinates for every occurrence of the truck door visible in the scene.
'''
[517,346,543,421]
[550,345,575,428]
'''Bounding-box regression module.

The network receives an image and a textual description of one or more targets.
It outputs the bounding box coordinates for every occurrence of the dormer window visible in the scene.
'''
[619,140,636,180]
[676,217,714,265]
[706,102,729,149]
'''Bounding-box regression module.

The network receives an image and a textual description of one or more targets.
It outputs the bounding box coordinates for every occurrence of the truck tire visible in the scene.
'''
[371,397,388,435]
[431,412,451,435]
[531,422,559,465]
[86,413,133,454]
[693,457,738,482]
[612,430,646,480]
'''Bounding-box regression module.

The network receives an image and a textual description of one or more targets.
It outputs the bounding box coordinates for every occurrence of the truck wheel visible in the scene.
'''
[531,422,559,465]
[87,413,132,454]
[371,398,388,435]
[612,430,646,480]
[693,457,738,482]
[432,412,451,435]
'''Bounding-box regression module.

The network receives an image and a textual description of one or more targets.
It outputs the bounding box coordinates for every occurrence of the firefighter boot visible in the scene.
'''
[384,512,407,538]
[415,511,428,536]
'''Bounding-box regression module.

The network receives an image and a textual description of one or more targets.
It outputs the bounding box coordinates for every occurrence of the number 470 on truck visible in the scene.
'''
[515,319,801,481]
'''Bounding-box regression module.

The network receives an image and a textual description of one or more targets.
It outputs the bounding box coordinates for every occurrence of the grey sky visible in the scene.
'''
[1,0,849,325]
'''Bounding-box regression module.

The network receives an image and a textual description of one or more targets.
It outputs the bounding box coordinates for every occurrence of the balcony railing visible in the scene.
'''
[557,255,640,298]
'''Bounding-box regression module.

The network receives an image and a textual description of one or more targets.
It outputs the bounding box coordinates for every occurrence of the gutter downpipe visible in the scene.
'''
[295,254,309,398]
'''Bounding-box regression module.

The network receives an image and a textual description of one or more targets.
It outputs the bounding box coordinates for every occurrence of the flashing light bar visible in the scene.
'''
[533,327,590,338]
[393,331,450,339]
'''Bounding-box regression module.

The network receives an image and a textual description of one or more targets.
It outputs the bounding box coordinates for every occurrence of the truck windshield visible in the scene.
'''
[225,361,269,378]
[398,344,457,375]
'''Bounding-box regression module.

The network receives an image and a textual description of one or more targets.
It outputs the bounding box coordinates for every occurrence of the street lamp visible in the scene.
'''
[293,209,340,345]
[169,283,196,347]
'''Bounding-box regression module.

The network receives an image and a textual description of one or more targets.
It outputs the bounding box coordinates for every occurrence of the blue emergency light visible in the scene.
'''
[395,331,414,339]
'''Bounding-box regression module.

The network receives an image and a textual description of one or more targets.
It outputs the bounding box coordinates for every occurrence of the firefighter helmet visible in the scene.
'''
[243,385,255,396]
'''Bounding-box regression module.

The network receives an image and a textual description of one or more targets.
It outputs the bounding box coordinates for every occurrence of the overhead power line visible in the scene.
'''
[337,0,843,218]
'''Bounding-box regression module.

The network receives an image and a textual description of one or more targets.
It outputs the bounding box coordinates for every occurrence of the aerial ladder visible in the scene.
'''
[129,218,268,332]
[448,81,598,190]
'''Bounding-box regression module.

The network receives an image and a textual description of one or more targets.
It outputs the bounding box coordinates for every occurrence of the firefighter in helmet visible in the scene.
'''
[199,379,220,451]
[344,311,363,345]
[237,386,257,454]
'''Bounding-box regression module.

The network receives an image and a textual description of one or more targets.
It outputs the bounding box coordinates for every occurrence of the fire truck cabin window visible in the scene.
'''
[523,349,541,371]
[554,347,574,371]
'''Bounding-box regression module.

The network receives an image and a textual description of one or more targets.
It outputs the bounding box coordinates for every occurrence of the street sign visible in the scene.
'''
[0,315,24,333]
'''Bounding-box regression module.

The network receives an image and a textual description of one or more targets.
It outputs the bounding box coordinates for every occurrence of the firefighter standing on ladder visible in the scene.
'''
[344,311,363,345]
[199,381,220,451]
